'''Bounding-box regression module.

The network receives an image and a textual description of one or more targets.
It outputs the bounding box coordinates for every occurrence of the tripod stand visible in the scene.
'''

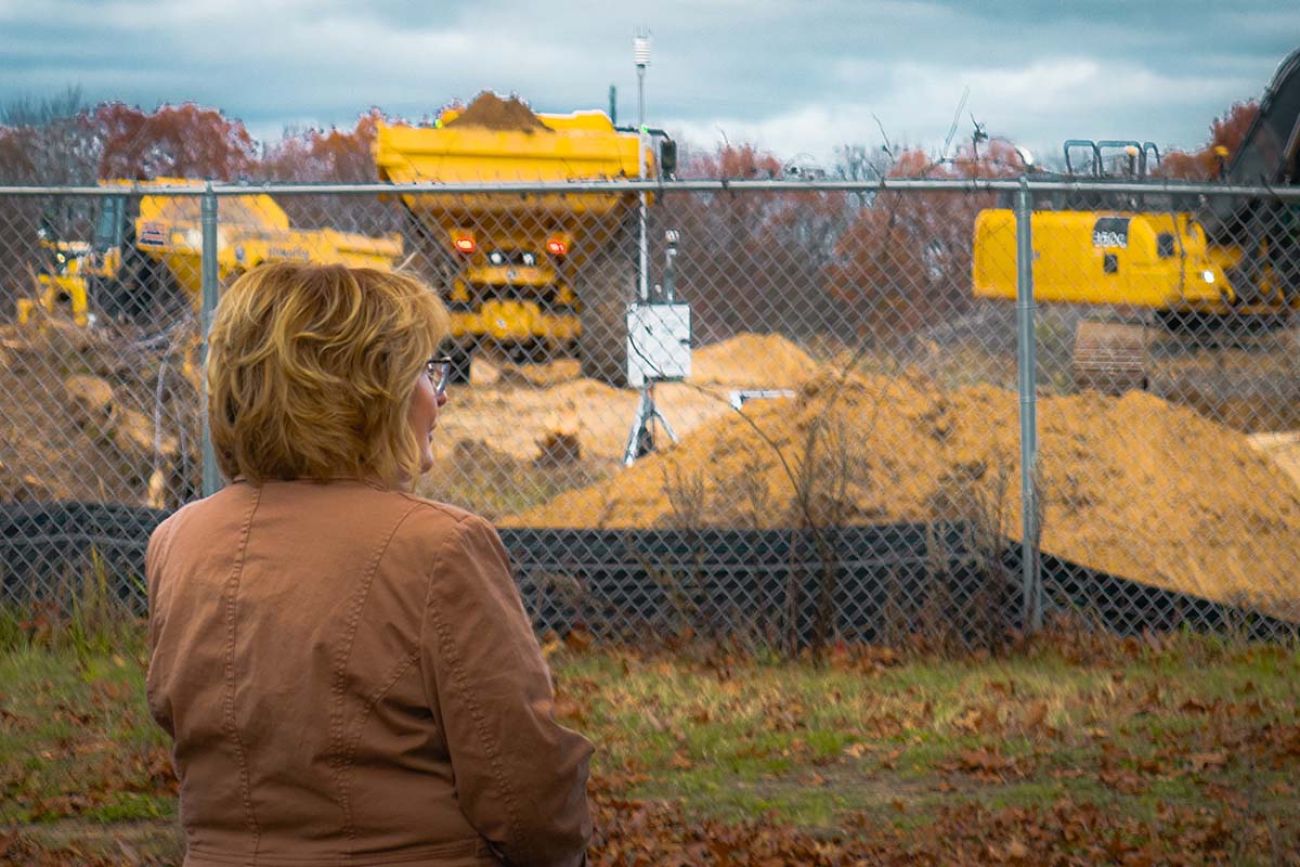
[623,379,679,465]
[622,230,687,466]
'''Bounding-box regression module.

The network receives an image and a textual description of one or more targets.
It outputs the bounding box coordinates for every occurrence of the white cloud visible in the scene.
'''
[667,56,1262,167]
[1,0,1295,167]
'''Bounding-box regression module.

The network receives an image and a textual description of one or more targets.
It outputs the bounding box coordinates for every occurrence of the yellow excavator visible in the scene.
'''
[20,178,403,328]
[973,47,1299,394]
[374,92,676,385]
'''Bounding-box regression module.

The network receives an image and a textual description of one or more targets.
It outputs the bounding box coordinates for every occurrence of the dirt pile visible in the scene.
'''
[498,357,582,388]
[1249,431,1300,489]
[689,332,822,388]
[435,334,820,467]
[445,92,551,132]
[0,322,197,508]
[502,371,1300,614]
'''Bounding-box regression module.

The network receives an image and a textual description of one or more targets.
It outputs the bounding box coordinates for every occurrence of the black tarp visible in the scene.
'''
[1,501,1292,644]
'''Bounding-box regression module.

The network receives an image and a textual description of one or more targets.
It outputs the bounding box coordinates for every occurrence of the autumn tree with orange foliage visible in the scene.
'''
[670,142,852,341]
[1157,101,1259,181]
[95,102,258,181]
[260,110,384,183]
[257,110,396,231]
[825,139,1023,338]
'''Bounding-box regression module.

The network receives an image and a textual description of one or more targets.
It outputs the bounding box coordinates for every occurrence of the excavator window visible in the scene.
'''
[1157,233,1176,258]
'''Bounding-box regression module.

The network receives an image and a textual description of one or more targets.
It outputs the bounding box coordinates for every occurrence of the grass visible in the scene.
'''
[2,625,1298,863]
[555,639,1300,832]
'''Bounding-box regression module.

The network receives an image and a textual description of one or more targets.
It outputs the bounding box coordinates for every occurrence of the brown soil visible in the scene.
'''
[0,321,196,508]
[497,357,583,388]
[689,332,822,388]
[1250,431,1300,490]
[445,92,552,132]
[432,334,825,469]
[433,377,736,469]
[502,368,1300,617]
[6,319,1296,619]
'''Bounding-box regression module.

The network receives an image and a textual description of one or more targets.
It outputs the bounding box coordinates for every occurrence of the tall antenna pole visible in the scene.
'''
[634,30,650,303]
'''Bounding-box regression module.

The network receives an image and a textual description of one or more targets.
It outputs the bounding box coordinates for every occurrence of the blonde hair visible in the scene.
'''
[207,263,449,488]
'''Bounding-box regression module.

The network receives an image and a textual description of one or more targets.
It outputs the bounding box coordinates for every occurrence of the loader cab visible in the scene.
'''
[92,194,133,252]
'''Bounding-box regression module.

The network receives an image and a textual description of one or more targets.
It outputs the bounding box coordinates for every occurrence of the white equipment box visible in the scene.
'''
[626,303,691,388]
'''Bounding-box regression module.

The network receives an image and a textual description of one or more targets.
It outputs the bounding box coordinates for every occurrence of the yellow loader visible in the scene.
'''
[20,178,403,328]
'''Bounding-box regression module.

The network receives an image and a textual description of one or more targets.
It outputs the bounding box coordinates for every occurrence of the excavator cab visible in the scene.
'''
[1064,139,1162,179]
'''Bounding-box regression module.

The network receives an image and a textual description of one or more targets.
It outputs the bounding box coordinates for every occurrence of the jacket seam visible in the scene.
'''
[422,517,525,862]
[336,648,422,858]
[413,506,481,722]
[220,485,264,858]
[328,502,423,852]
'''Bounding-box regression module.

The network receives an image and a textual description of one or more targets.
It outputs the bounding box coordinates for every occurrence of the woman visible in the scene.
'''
[146,263,592,867]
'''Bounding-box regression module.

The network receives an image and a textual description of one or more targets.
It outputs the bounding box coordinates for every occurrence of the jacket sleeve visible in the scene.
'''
[419,514,593,867]
[144,515,177,738]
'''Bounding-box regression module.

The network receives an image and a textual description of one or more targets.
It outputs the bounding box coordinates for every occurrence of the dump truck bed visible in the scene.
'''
[374,109,652,235]
[376,110,645,184]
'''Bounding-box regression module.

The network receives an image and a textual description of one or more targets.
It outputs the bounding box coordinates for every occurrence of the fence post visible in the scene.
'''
[199,184,221,499]
[1014,177,1042,631]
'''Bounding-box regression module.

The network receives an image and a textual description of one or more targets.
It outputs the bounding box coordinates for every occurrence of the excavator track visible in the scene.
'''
[1072,320,1151,395]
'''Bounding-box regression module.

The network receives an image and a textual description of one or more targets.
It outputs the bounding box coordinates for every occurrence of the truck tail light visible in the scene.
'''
[452,232,476,255]
[545,237,568,257]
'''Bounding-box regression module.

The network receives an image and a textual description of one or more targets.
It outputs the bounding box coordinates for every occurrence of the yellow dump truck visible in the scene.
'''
[21,179,403,328]
[374,93,675,384]
[971,47,1300,392]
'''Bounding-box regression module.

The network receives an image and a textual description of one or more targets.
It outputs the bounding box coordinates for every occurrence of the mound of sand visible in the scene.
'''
[497,358,582,388]
[436,334,825,467]
[689,333,822,388]
[0,323,197,508]
[502,371,1300,615]
[1249,431,1300,489]
[446,92,551,132]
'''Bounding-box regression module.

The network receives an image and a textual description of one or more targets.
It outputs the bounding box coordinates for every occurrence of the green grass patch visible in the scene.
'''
[2,628,1298,861]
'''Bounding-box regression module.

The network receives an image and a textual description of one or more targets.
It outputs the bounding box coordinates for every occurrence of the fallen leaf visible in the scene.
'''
[1188,751,1227,773]
[563,628,593,653]
[1022,700,1048,731]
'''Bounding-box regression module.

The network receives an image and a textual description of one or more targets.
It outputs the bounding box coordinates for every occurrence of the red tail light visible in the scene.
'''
[452,233,476,255]
[545,237,568,257]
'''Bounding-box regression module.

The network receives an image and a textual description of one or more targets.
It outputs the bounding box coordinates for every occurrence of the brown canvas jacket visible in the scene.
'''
[146,479,593,867]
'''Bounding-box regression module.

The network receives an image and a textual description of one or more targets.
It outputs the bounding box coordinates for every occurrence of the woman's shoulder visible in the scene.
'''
[389,491,498,542]
[150,482,501,562]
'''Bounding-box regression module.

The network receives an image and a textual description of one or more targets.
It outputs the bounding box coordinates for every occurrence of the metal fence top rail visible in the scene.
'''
[2,177,1299,200]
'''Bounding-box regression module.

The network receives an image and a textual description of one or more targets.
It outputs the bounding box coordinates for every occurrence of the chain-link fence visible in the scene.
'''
[0,178,1297,647]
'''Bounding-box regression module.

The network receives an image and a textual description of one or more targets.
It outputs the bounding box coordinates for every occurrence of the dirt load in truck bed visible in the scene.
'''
[444,92,552,132]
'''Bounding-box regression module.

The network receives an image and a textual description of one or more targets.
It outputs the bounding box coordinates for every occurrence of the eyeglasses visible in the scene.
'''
[426,356,453,398]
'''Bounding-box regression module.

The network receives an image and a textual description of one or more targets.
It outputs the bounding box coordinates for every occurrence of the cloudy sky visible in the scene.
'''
[2,0,1296,168]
